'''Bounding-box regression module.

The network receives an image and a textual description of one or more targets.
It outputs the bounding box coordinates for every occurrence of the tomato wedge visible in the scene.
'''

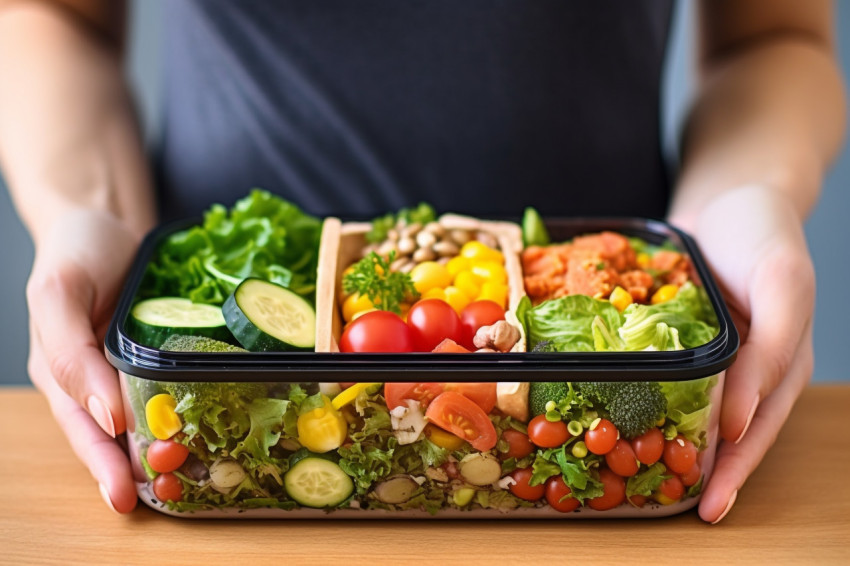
[442,382,497,413]
[384,382,445,411]
[425,391,497,451]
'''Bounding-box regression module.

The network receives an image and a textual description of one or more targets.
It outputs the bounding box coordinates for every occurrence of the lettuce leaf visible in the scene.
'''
[661,375,718,448]
[619,282,718,350]
[140,189,322,304]
[521,294,623,352]
[625,462,669,498]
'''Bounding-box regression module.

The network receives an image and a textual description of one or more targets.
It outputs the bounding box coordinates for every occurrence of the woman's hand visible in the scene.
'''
[673,184,815,523]
[26,209,142,513]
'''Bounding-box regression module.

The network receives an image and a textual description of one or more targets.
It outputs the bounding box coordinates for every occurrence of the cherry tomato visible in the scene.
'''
[605,439,639,477]
[425,391,498,451]
[527,414,570,448]
[587,468,626,511]
[384,382,444,410]
[545,475,581,513]
[680,463,701,487]
[442,382,497,413]
[632,427,664,465]
[146,439,190,473]
[406,299,463,352]
[501,429,535,460]
[585,418,618,455]
[152,472,183,502]
[658,475,685,503]
[459,300,505,349]
[340,310,414,353]
[663,435,697,475]
[509,467,546,502]
[628,494,648,508]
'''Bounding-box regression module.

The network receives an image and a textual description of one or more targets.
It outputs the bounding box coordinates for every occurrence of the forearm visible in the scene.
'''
[0,2,155,247]
[669,36,846,230]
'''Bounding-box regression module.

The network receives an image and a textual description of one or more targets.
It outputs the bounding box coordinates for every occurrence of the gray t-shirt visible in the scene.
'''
[156,1,673,222]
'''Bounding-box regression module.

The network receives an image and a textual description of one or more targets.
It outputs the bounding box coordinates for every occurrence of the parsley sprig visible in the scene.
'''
[343,251,419,315]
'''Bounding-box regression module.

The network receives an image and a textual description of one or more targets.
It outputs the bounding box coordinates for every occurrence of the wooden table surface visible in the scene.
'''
[1,385,848,565]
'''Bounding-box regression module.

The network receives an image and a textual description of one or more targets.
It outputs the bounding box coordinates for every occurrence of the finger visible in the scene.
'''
[719,247,815,443]
[29,327,137,513]
[699,320,813,523]
[27,262,126,436]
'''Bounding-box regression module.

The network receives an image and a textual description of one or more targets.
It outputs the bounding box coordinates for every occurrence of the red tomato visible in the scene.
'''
[459,300,505,350]
[680,463,701,487]
[431,338,471,353]
[658,475,685,502]
[509,467,546,502]
[632,427,665,465]
[384,382,444,411]
[152,472,183,502]
[407,299,463,352]
[585,418,619,455]
[146,439,190,473]
[605,439,639,477]
[340,311,414,353]
[442,382,497,413]
[628,494,648,508]
[425,391,498,451]
[527,414,570,448]
[663,435,697,475]
[545,475,581,513]
[501,429,535,460]
[587,468,626,511]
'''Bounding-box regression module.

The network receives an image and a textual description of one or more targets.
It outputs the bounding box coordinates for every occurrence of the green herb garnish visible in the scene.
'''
[343,251,419,315]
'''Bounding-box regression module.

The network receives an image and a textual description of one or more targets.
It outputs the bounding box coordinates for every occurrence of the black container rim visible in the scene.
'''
[104,216,739,383]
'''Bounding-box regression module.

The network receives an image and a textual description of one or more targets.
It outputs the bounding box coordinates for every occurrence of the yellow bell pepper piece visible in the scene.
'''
[297,395,348,453]
[609,286,634,312]
[477,280,508,309]
[424,424,466,451]
[145,393,182,440]
[331,383,381,410]
[636,252,650,269]
[651,284,679,305]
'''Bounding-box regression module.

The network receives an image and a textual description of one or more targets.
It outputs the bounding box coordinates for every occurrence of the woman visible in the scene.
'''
[0,0,844,522]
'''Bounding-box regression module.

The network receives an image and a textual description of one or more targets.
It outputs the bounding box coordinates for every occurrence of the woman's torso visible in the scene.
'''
[157,0,673,221]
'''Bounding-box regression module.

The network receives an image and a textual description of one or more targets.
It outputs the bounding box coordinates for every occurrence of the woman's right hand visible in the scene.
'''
[26,209,143,513]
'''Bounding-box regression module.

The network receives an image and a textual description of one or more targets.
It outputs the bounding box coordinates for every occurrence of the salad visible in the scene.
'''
[120,193,725,516]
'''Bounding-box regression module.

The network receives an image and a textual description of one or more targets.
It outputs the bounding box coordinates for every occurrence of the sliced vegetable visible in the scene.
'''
[223,278,316,351]
[332,383,381,410]
[129,297,230,348]
[458,453,501,486]
[425,391,497,452]
[285,457,354,508]
[372,475,420,504]
[385,383,444,411]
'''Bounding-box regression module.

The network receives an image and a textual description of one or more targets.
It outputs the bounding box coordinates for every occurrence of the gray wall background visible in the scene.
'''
[1,2,848,385]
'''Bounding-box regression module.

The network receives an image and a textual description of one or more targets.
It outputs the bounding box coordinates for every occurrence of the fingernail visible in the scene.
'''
[87,395,116,438]
[99,483,118,514]
[735,394,760,444]
[711,489,738,524]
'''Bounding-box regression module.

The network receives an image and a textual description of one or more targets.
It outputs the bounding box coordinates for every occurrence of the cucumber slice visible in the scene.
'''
[223,278,316,352]
[284,457,353,508]
[128,297,231,348]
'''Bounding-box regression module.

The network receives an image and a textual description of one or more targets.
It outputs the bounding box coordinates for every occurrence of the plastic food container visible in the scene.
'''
[106,214,738,518]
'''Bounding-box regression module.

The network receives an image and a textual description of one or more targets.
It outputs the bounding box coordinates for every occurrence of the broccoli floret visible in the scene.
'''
[574,382,622,406]
[529,382,570,417]
[163,381,267,406]
[160,334,246,353]
[605,382,667,439]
